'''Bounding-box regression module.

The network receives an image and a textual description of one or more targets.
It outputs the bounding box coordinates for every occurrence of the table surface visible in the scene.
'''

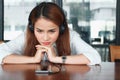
[0,62,120,80]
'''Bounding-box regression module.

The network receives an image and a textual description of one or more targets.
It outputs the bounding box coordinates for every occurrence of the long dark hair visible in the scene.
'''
[24,2,70,56]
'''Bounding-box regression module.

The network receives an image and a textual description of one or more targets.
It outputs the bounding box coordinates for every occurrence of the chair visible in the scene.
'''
[109,45,120,62]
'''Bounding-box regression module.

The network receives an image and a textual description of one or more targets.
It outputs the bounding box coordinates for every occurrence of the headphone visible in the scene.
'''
[28,2,66,34]
[59,22,66,34]
[28,20,34,32]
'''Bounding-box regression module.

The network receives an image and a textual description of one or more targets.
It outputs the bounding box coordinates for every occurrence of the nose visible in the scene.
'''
[43,33,49,41]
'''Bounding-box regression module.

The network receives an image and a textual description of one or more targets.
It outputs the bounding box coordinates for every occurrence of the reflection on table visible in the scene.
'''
[0,62,119,80]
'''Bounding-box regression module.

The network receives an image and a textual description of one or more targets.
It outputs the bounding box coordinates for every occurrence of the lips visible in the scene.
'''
[42,42,51,45]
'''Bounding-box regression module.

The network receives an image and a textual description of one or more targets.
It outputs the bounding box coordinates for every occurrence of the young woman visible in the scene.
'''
[0,2,101,65]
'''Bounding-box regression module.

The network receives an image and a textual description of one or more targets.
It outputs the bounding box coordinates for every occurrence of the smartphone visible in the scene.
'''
[35,60,52,74]
[35,61,60,74]
[35,69,52,74]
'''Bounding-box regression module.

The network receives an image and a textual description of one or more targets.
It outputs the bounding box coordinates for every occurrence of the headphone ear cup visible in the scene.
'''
[29,24,34,32]
[60,25,65,34]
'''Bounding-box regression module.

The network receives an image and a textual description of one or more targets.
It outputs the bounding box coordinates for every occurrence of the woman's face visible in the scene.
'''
[34,18,59,46]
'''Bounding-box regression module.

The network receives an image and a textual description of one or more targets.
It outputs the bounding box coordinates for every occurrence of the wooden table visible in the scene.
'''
[0,62,120,80]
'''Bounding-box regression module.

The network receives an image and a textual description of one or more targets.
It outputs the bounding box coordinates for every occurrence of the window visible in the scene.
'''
[4,0,52,40]
[63,0,116,61]
[63,0,116,44]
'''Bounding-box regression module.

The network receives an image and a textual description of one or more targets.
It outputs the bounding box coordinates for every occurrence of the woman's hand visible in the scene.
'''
[33,45,47,63]
[35,45,57,62]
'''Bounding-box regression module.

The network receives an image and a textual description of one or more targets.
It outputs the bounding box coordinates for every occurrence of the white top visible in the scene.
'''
[0,30,101,65]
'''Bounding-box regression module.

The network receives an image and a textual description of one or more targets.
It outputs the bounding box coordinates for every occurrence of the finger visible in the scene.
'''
[36,46,50,51]
[36,45,49,48]
[36,46,46,50]
[36,47,45,50]
[35,45,41,48]
[38,48,48,52]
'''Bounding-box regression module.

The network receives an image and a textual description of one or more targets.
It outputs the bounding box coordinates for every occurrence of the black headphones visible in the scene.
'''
[28,2,66,34]
[59,22,66,34]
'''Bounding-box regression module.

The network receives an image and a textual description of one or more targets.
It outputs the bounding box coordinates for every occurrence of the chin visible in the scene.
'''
[41,44,51,47]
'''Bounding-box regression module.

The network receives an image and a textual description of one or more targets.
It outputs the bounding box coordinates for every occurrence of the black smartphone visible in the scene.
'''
[35,60,52,74]
[35,60,60,74]
[35,69,52,74]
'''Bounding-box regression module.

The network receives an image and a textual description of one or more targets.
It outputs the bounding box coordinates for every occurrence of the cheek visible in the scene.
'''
[51,32,59,42]
[34,32,42,41]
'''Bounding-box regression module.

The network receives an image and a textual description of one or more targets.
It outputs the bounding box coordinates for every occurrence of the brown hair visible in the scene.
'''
[24,2,70,56]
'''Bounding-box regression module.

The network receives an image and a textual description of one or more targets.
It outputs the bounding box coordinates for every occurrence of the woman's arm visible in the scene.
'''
[0,33,26,64]
[2,54,36,64]
[51,54,90,64]
[50,30,101,65]
[2,47,45,64]
[35,45,90,65]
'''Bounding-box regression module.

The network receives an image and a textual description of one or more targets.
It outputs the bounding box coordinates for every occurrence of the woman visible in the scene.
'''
[0,2,101,65]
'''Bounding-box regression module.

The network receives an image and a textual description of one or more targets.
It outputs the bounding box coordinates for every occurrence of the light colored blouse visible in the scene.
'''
[0,30,101,65]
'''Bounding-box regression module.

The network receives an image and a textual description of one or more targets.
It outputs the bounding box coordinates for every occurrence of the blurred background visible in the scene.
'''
[0,0,119,62]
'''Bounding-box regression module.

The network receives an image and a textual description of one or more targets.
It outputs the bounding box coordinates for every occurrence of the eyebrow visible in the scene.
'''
[36,27,57,31]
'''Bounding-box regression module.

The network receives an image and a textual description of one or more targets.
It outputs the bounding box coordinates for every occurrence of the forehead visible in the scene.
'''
[35,18,58,28]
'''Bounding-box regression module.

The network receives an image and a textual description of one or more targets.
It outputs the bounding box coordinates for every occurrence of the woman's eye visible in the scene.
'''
[49,30,55,33]
[36,29,42,32]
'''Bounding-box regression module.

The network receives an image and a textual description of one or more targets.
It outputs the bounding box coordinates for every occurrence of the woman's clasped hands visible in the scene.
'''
[34,45,57,63]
